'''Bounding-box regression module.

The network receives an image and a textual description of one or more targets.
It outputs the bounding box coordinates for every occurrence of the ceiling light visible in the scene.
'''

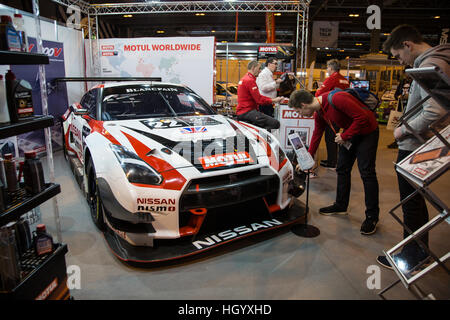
[156,30,165,34]
[211,30,216,33]
[355,43,363,46]
[349,14,359,17]
[327,54,332,56]
[274,13,281,16]
[339,50,345,52]
[434,16,440,19]
[123,15,133,18]
[195,13,205,16]
[383,33,390,36]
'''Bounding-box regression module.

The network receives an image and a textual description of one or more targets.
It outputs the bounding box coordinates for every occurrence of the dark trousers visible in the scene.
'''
[259,104,274,117]
[324,124,339,166]
[236,109,280,131]
[335,127,379,219]
[396,149,429,254]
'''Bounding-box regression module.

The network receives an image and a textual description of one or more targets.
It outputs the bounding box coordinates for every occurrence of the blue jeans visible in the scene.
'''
[335,127,380,220]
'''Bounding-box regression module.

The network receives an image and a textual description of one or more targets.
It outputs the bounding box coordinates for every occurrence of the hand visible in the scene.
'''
[276,78,283,84]
[273,96,284,103]
[334,133,345,145]
[394,126,403,140]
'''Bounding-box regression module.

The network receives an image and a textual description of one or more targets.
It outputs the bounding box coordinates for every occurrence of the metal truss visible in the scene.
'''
[51,0,91,14]
[52,1,309,15]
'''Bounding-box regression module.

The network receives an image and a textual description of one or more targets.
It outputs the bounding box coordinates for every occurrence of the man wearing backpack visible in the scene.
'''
[315,59,350,169]
[288,89,380,235]
[377,25,449,270]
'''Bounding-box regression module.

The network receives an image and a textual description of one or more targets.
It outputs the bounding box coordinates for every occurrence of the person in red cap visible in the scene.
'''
[236,60,284,130]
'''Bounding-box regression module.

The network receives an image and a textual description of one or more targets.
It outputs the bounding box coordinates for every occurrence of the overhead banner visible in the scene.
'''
[311,21,339,48]
[97,37,215,104]
[257,45,296,60]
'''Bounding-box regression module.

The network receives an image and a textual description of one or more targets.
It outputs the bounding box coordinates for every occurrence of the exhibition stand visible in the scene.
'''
[378,66,450,300]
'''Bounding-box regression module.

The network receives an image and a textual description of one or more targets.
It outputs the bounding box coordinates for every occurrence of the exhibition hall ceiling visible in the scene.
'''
[0,0,449,63]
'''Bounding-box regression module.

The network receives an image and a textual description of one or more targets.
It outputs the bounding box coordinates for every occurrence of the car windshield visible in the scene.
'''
[101,85,215,120]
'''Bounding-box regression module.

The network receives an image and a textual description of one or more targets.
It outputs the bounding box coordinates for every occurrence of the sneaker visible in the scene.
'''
[320,160,336,169]
[309,172,318,179]
[377,255,394,270]
[360,217,378,235]
[319,203,347,216]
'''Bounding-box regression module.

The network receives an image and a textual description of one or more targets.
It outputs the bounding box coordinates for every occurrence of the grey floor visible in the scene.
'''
[39,125,449,300]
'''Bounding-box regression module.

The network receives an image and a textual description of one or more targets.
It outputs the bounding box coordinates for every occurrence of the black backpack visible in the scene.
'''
[327,88,380,112]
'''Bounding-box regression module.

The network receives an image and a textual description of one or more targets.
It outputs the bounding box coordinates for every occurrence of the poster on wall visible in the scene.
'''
[311,21,339,48]
[97,37,215,104]
[1,38,68,156]
[278,104,315,151]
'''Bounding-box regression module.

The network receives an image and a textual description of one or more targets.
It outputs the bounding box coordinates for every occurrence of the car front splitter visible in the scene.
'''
[102,198,306,264]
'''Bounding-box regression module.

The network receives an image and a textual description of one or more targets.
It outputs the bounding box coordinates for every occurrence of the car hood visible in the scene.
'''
[102,115,271,172]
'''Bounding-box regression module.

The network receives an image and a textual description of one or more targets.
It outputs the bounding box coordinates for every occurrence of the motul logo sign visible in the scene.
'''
[198,152,253,169]
[282,110,303,119]
[259,46,277,52]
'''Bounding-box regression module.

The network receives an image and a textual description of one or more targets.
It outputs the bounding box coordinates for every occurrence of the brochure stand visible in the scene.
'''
[291,171,320,238]
[286,132,320,238]
[378,66,450,300]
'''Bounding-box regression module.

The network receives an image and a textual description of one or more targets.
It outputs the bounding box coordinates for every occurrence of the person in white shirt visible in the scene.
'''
[256,57,283,117]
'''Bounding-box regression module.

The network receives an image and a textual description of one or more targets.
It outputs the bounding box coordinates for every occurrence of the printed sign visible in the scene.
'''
[97,37,215,104]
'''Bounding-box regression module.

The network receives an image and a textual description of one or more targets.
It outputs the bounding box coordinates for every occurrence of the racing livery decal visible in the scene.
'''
[198,151,253,169]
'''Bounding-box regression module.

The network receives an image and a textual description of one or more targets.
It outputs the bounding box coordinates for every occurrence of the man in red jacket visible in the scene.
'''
[289,89,380,235]
[315,59,350,169]
[236,60,284,130]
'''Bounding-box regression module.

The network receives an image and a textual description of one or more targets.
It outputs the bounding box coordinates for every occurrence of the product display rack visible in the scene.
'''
[378,66,450,300]
[0,49,70,300]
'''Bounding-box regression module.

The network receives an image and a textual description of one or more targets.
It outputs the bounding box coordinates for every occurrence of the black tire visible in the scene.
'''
[86,159,106,231]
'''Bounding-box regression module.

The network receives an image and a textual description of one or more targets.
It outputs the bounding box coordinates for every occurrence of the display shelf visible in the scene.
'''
[0,183,61,226]
[0,50,49,65]
[0,243,69,300]
[0,115,54,140]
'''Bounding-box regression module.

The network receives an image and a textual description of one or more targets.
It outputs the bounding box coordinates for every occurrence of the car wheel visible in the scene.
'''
[87,159,106,231]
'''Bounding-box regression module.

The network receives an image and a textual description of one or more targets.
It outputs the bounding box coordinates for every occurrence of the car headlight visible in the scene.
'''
[110,144,163,185]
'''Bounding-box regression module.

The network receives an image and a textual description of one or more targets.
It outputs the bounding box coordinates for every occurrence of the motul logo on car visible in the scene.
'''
[259,46,277,52]
[192,219,283,249]
[199,151,253,169]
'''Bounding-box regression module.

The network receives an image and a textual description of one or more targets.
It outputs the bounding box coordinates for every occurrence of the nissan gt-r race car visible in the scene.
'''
[61,81,306,263]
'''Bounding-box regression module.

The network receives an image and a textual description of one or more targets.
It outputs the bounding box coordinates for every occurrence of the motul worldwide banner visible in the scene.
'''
[97,37,215,104]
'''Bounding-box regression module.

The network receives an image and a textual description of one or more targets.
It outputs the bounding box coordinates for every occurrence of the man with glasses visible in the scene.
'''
[256,57,283,117]
[236,60,284,130]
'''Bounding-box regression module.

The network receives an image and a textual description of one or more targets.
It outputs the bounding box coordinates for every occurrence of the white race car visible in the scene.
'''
[61,82,304,263]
